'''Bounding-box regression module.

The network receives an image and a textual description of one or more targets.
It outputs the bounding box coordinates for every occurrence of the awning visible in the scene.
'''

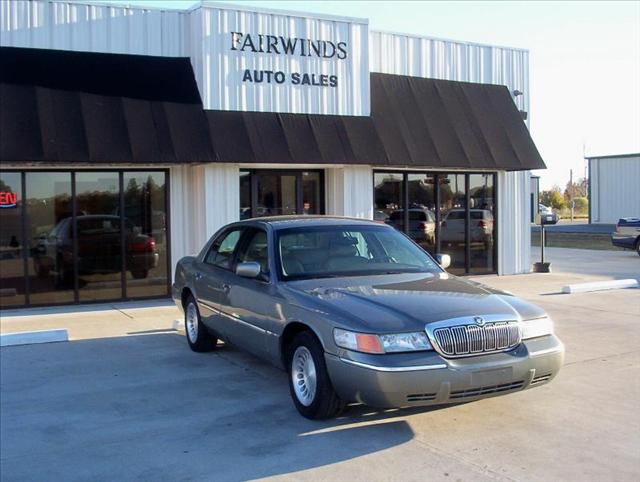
[1,46,545,170]
[369,74,544,169]
[0,46,214,164]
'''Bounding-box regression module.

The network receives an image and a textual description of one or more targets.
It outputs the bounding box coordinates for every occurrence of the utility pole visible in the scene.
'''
[569,168,574,223]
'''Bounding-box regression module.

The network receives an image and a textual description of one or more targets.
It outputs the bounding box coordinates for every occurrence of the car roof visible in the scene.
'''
[230,215,389,230]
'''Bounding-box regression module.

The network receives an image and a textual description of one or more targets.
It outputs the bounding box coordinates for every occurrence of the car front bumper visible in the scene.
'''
[325,335,564,408]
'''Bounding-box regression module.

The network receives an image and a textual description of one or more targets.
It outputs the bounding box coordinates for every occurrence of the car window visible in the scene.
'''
[408,211,426,221]
[446,211,464,220]
[236,229,270,278]
[205,228,243,270]
[278,225,441,280]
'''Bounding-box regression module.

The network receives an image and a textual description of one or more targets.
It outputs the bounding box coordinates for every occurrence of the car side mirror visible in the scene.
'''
[435,254,451,269]
[236,261,261,279]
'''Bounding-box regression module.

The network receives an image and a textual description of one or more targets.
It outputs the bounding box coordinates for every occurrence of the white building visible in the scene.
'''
[587,153,640,224]
[0,0,544,309]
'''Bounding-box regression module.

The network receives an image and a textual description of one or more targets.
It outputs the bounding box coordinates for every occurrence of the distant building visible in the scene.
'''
[587,153,640,224]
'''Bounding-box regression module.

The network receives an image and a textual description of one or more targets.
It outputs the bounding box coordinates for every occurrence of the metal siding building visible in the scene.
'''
[588,154,640,224]
[1,0,545,309]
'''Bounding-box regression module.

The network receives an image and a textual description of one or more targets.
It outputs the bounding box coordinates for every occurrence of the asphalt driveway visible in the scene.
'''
[1,248,639,481]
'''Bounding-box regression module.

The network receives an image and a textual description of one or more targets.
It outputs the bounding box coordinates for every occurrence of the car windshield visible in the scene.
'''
[276,225,442,280]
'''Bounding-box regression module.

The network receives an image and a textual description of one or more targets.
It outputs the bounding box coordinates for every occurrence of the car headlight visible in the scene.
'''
[333,328,433,354]
[520,316,554,340]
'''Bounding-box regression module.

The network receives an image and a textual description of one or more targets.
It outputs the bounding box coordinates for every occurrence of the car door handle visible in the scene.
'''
[222,283,230,293]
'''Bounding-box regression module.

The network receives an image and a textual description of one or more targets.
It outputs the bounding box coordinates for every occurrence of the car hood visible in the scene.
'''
[283,272,545,333]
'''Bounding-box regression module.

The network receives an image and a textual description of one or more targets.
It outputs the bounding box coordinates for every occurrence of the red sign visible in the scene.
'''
[0,191,17,208]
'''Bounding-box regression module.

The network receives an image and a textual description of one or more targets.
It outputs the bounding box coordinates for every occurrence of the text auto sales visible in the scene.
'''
[230,32,347,88]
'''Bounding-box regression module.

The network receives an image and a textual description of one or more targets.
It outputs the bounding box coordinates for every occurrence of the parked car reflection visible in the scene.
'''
[440,209,494,249]
[33,215,159,285]
[386,208,436,248]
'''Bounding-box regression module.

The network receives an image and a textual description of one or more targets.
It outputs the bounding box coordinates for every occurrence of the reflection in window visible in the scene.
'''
[374,172,403,229]
[407,174,436,254]
[302,171,321,215]
[240,170,324,218]
[0,172,25,307]
[372,171,497,275]
[124,172,167,298]
[75,172,121,302]
[439,174,467,275]
[26,172,75,306]
[240,171,251,220]
[469,174,495,273]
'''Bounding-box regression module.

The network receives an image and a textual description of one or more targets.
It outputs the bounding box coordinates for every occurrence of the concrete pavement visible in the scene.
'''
[1,248,639,481]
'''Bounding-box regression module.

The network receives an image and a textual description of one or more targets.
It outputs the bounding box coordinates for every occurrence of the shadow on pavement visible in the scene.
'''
[0,333,440,481]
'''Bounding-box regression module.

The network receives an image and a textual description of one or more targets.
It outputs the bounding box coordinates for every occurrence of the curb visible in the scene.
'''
[0,329,69,347]
[561,279,639,294]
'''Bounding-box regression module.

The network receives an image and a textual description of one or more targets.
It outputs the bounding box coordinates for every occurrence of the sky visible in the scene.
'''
[103,0,640,190]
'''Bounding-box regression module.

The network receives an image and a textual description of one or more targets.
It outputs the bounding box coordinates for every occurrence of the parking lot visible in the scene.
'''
[1,248,639,481]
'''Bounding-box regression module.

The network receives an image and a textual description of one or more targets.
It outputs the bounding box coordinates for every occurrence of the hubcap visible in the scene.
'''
[291,346,317,406]
[186,302,199,343]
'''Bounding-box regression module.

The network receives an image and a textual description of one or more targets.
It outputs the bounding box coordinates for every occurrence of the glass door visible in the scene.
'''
[241,170,324,218]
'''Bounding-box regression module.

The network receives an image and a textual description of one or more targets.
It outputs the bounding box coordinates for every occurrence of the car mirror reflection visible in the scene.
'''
[435,253,451,269]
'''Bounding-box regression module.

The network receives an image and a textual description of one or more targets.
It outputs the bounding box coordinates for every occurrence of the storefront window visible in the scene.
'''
[374,172,404,229]
[407,173,436,255]
[0,172,26,307]
[123,172,168,298]
[239,171,251,219]
[256,172,297,216]
[74,173,122,302]
[469,174,495,274]
[0,170,170,308]
[241,170,324,218]
[302,171,322,215]
[439,174,467,275]
[373,171,496,274]
[25,172,75,306]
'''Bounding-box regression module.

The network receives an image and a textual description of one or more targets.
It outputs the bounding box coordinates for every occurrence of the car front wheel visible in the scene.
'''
[287,331,345,420]
[184,295,217,352]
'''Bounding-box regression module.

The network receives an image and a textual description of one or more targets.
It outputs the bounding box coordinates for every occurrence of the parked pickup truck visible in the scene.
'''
[611,217,640,255]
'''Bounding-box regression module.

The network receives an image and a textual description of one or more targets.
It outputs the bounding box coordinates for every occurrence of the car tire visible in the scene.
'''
[635,237,640,256]
[287,331,346,420]
[184,295,217,352]
[131,269,149,279]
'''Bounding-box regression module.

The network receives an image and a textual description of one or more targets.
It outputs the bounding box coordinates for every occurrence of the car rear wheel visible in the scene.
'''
[184,295,217,352]
[287,331,345,420]
[635,238,640,256]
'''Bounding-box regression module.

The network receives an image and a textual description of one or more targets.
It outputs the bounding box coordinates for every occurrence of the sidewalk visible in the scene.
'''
[0,299,181,340]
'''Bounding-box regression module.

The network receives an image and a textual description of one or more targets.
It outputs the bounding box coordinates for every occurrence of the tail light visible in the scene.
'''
[131,238,156,253]
[417,222,427,230]
[478,219,493,229]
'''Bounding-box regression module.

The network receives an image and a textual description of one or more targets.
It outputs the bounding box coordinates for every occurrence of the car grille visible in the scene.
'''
[432,321,521,357]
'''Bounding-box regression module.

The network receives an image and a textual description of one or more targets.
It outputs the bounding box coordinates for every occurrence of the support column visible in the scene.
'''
[325,166,373,219]
[497,170,531,275]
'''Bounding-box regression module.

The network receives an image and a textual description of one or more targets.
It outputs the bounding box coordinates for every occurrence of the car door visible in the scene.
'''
[218,227,281,360]
[193,227,244,339]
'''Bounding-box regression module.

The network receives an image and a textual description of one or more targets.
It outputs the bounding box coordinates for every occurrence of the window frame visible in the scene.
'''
[234,227,272,283]
[0,168,171,309]
[204,227,245,271]
[240,169,325,219]
[373,170,498,275]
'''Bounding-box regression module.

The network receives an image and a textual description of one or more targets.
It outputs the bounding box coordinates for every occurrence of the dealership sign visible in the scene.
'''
[231,32,346,88]
[201,6,370,115]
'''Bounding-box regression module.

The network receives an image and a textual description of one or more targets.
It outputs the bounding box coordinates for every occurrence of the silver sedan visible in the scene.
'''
[173,217,564,419]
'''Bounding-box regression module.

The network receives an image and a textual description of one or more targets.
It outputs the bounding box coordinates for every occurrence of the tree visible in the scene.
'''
[564,177,588,202]
[540,186,566,210]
